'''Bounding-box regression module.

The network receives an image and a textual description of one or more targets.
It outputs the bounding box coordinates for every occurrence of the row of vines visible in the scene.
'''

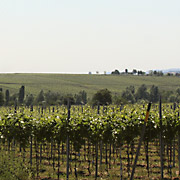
[0,104,180,179]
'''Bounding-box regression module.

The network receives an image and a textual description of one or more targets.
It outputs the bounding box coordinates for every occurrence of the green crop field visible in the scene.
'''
[0,104,180,179]
[0,73,180,98]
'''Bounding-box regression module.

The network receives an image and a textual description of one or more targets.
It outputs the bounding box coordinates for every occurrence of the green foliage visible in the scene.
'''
[36,90,44,104]
[111,69,120,75]
[74,90,87,105]
[176,88,180,96]
[45,90,59,105]
[149,85,159,103]
[121,86,136,104]
[18,85,25,104]
[92,89,112,105]
[25,94,34,106]
[63,94,75,105]
[113,94,127,105]
[0,152,34,180]
[0,91,4,106]
[5,89,10,106]
[0,104,180,179]
[135,84,149,101]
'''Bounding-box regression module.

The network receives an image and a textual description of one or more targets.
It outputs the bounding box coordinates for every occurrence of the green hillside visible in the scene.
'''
[0,73,180,98]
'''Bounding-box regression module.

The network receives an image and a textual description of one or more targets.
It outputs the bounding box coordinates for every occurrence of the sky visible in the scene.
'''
[0,0,180,73]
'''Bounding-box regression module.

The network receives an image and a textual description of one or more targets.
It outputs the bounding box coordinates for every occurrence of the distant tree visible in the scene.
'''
[158,71,164,76]
[18,85,25,104]
[92,89,112,105]
[111,69,120,75]
[149,85,159,103]
[169,95,176,102]
[25,94,34,106]
[126,85,135,94]
[36,90,45,104]
[135,84,149,101]
[113,94,127,105]
[74,94,81,105]
[160,90,173,103]
[125,69,128,74]
[153,71,157,75]
[74,90,87,105]
[148,70,153,76]
[9,93,18,106]
[176,95,180,103]
[138,71,145,75]
[133,69,137,75]
[176,88,180,96]
[45,91,59,105]
[167,73,173,76]
[63,94,75,105]
[0,91,4,106]
[5,89,10,106]
[121,86,136,103]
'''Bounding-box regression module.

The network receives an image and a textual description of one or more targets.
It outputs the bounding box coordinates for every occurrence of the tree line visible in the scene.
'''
[92,85,180,105]
[0,84,180,107]
[0,86,87,106]
[111,69,180,76]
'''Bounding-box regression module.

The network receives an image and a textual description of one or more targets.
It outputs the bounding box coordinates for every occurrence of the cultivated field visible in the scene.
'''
[0,104,180,179]
[0,73,180,98]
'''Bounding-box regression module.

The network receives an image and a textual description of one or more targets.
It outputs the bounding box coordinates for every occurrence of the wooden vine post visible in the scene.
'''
[130,102,151,180]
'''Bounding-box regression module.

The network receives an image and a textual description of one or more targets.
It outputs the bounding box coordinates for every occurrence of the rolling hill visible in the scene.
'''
[0,73,180,98]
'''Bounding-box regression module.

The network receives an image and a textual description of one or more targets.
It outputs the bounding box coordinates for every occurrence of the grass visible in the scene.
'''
[0,73,180,98]
[0,151,34,180]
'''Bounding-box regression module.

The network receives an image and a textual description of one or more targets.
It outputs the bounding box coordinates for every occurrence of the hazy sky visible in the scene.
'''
[0,0,180,73]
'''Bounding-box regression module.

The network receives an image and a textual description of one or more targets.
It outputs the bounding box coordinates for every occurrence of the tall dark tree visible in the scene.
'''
[0,91,4,106]
[19,85,25,104]
[5,89,10,106]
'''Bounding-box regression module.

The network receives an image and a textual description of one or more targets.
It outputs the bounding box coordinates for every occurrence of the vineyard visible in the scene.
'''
[0,103,180,179]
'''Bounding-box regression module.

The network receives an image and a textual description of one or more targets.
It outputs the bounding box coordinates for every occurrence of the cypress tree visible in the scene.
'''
[19,85,25,104]
[0,91,4,106]
[5,89,10,106]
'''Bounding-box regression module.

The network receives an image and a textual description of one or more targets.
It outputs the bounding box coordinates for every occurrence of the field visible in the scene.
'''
[0,73,180,98]
[0,104,180,179]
